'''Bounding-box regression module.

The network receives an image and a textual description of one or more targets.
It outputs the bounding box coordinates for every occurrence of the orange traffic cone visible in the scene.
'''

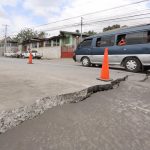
[97,48,112,81]
[28,52,33,64]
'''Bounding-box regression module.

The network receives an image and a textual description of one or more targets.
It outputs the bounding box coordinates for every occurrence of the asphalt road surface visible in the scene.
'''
[0,73,150,150]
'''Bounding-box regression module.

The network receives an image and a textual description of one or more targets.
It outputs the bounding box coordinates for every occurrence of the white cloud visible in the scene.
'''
[31,0,150,35]
[11,16,37,31]
[0,13,37,38]
[0,0,37,37]
[0,0,149,38]
[23,0,70,18]
[0,7,6,18]
[0,0,18,6]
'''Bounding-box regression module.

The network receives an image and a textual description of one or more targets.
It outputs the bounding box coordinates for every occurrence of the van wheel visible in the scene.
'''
[81,57,91,67]
[124,57,141,72]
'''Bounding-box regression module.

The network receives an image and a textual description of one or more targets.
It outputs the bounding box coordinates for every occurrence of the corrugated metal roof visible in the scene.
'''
[60,31,88,36]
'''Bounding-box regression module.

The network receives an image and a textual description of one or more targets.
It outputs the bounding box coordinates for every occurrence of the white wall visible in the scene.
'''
[32,46,61,59]
[0,48,3,56]
[0,45,18,53]
[18,45,22,51]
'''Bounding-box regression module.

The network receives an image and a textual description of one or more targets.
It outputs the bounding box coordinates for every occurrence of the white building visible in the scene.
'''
[0,37,18,56]
[20,31,88,59]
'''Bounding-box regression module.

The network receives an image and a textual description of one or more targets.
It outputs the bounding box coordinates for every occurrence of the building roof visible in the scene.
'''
[21,30,89,44]
[0,37,17,43]
[22,38,42,44]
[60,31,88,37]
[22,35,61,43]
[41,35,61,41]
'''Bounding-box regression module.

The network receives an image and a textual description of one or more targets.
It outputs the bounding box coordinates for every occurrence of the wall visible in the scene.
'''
[26,44,32,51]
[18,44,22,51]
[32,46,61,59]
[0,43,18,55]
[0,48,3,56]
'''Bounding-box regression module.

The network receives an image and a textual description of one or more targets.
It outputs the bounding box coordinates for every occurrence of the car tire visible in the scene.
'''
[124,57,142,72]
[81,57,91,67]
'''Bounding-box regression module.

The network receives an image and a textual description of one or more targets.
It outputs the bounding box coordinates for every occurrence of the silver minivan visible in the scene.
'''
[73,24,150,72]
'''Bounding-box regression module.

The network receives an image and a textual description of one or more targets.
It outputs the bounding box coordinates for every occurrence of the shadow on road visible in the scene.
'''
[76,64,150,75]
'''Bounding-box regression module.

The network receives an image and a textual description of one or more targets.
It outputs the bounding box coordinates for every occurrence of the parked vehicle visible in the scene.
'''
[73,24,150,72]
[22,50,42,59]
[15,51,22,58]
[4,52,16,57]
[21,51,29,58]
[31,50,42,59]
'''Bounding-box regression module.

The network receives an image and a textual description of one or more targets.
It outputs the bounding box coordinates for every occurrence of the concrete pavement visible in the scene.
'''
[0,58,148,133]
[0,74,149,150]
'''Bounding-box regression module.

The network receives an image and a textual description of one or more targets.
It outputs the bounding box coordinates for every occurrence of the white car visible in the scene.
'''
[22,50,42,59]
[22,51,30,58]
[4,52,16,57]
[32,50,42,59]
[15,51,22,58]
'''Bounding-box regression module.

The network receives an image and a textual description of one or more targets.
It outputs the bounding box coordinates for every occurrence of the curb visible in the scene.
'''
[0,76,128,134]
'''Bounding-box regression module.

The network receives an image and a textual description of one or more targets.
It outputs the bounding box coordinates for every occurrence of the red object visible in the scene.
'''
[98,48,111,81]
[61,46,74,58]
[28,52,33,64]
[61,52,74,58]
[118,39,126,46]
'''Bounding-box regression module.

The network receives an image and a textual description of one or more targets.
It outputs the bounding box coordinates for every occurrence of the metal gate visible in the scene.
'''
[61,45,74,58]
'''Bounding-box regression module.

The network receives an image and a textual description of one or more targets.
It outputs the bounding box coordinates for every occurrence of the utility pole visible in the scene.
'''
[3,24,8,54]
[80,17,83,42]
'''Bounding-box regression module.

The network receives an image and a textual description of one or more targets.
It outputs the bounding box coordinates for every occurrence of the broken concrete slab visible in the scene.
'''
[0,58,147,133]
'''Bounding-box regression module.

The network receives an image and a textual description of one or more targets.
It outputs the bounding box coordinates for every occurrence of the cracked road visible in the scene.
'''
[0,70,150,150]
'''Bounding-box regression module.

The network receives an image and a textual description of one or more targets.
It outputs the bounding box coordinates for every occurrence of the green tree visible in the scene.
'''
[122,25,128,28]
[84,30,97,36]
[103,24,121,32]
[75,30,80,33]
[38,31,46,38]
[13,28,38,42]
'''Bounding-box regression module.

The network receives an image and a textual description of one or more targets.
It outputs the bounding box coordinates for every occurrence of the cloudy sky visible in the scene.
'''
[0,0,150,37]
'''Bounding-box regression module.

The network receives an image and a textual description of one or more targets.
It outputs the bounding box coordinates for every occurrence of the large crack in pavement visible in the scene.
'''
[0,76,128,134]
[139,71,150,82]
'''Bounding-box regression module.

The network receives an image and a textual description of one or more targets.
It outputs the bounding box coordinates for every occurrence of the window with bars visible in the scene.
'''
[53,39,60,46]
[45,40,51,47]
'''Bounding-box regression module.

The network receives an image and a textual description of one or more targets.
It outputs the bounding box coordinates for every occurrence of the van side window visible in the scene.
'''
[96,38,101,47]
[96,36,114,47]
[80,39,92,48]
[126,31,147,45]
[148,31,150,43]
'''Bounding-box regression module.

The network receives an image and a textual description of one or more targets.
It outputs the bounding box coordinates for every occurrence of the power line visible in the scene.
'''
[81,17,83,42]
[86,16,150,32]
[38,23,81,32]
[2,25,8,53]
[36,12,150,32]
[83,8,150,23]
[8,8,150,36]
[8,14,150,36]
[84,12,150,25]
[33,0,149,28]
[7,0,149,36]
